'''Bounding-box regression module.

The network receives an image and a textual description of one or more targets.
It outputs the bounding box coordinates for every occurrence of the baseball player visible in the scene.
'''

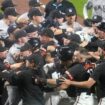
[44,46,76,105]
[83,0,105,22]
[60,61,105,105]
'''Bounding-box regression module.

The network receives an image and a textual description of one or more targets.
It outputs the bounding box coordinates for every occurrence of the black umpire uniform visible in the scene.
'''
[45,0,76,18]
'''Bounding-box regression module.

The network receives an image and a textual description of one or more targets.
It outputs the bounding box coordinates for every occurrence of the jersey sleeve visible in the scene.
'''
[90,63,104,82]
[68,64,84,80]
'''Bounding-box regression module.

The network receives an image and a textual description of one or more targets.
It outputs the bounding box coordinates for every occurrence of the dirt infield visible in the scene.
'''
[12,0,48,14]
[4,0,83,24]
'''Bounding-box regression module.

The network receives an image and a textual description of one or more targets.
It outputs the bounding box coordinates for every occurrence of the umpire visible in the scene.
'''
[45,0,76,18]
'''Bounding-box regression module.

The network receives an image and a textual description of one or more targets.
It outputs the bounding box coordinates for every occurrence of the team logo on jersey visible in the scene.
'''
[68,9,73,13]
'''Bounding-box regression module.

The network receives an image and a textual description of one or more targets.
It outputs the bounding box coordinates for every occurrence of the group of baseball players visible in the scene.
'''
[0,0,105,105]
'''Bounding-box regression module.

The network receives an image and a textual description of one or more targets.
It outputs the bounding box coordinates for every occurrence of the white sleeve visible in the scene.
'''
[83,1,93,19]
[43,63,54,74]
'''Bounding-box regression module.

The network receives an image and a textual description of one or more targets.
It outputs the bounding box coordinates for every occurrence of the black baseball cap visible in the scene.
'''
[69,34,81,43]
[29,0,42,7]
[8,25,17,34]
[53,10,65,19]
[58,46,74,61]
[28,38,41,48]
[24,25,38,33]
[85,42,98,52]
[1,0,16,11]
[20,43,32,52]
[66,8,76,16]
[97,22,105,32]
[84,19,92,27]
[28,8,42,19]
[26,54,40,65]
[92,15,102,23]
[14,30,27,39]
[0,46,7,52]
[63,33,81,43]
[41,28,54,38]
[4,7,19,17]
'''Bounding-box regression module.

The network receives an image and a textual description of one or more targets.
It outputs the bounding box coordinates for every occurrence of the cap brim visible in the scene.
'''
[0,47,7,52]
[66,13,75,16]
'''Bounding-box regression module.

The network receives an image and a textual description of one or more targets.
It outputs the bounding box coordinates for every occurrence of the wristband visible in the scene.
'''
[56,79,63,86]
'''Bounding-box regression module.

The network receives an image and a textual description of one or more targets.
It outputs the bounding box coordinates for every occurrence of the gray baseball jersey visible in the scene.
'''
[83,0,105,22]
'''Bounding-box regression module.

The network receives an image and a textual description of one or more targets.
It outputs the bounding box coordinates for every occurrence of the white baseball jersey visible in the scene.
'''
[83,0,105,22]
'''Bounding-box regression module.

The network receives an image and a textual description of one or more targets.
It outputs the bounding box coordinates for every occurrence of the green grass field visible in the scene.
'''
[70,0,91,17]
[0,0,90,17]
